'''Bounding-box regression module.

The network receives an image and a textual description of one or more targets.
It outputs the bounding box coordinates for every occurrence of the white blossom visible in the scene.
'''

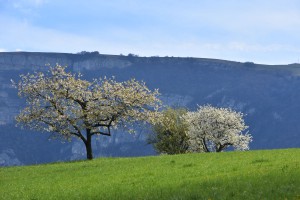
[183,105,252,152]
[14,64,161,159]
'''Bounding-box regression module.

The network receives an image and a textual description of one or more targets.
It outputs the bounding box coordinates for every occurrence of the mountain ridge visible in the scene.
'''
[1,52,300,166]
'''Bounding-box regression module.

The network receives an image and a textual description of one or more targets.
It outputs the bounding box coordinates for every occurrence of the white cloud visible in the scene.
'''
[31,0,47,6]
[12,0,47,7]
[1,13,298,65]
[5,0,48,16]
[1,0,300,65]
[0,15,96,53]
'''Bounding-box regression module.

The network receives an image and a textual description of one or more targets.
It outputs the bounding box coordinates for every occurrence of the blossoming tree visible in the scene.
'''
[184,105,252,152]
[14,64,161,160]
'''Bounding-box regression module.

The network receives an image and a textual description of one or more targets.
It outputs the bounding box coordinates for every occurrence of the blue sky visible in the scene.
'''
[0,0,300,64]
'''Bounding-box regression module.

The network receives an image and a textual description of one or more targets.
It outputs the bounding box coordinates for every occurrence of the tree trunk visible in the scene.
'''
[216,146,222,152]
[85,129,93,160]
[202,138,210,152]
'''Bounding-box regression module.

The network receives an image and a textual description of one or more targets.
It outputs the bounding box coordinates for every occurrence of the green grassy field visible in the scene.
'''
[0,149,299,200]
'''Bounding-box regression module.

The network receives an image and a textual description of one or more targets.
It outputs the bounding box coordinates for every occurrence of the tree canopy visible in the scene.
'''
[148,107,189,154]
[14,64,161,159]
[183,105,252,152]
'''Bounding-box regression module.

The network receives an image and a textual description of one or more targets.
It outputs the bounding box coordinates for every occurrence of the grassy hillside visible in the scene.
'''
[1,149,299,200]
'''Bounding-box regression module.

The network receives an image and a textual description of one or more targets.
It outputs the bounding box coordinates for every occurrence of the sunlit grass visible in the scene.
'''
[1,149,299,199]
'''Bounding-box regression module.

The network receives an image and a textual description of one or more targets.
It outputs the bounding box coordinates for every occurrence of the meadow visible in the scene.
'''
[1,148,299,200]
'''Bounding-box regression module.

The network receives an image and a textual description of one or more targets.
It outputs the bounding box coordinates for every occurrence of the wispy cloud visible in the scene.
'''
[0,0,300,64]
[0,15,95,53]
[11,0,47,8]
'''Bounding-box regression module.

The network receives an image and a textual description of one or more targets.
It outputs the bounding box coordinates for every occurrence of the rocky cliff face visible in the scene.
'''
[1,52,300,166]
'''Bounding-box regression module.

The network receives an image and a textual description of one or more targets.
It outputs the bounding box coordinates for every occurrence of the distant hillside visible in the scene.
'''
[1,52,300,166]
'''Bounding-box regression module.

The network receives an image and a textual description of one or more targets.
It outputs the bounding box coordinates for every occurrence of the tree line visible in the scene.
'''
[13,64,252,160]
[149,106,252,154]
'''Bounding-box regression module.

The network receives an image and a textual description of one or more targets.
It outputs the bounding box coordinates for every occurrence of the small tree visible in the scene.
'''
[148,107,189,154]
[14,64,161,160]
[184,105,252,152]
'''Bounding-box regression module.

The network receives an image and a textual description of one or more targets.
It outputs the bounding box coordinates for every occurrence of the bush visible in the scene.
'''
[148,108,189,154]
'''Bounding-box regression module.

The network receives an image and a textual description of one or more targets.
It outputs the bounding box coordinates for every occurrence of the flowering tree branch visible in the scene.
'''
[14,64,161,160]
[184,105,252,152]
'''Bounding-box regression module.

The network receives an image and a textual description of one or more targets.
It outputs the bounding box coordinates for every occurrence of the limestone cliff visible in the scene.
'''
[1,52,300,166]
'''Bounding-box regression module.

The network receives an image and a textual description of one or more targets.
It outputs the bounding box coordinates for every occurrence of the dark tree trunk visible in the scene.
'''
[216,143,232,152]
[216,146,222,152]
[85,129,93,160]
[202,138,210,152]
